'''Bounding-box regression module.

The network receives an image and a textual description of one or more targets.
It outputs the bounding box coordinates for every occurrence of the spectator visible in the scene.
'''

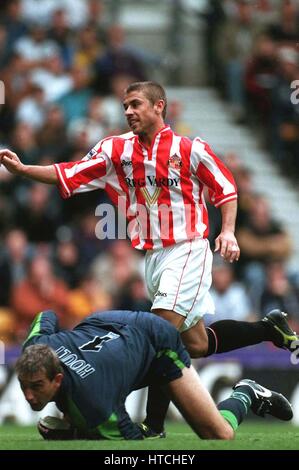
[67,96,108,147]
[267,0,299,47]
[92,240,144,298]
[117,274,152,312]
[0,229,31,306]
[11,254,70,336]
[29,53,74,102]
[73,25,103,72]
[21,0,62,27]
[53,238,82,288]
[14,22,59,66]
[16,84,46,130]
[1,0,28,55]
[67,273,112,323]
[48,8,73,69]
[37,104,68,159]
[0,307,18,346]
[218,0,263,121]
[245,34,279,125]
[10,122,39,165]
[236,194,292,305]
[270,47,299,177]
[207,255,255,324]
[15,183,60,243]
[93,24,147,95]
[260,260,299,329]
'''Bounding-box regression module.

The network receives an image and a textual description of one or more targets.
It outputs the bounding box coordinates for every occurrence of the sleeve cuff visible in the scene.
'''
[214,194,238,208]
[54,164,71,199]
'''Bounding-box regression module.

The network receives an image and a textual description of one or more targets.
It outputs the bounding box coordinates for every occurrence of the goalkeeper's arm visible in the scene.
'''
[38,404,144,441]
[23,310,60,348]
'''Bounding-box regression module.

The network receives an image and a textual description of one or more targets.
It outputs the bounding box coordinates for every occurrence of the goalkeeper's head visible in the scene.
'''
[16,344,63,411]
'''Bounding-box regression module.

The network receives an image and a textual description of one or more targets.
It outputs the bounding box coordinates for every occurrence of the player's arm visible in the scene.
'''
[38,403,143,440]
[23,310,60,348]
[0,149,57,183]
[215,199,240,263]
[78,403,143,440]
[0,144,110,199]
[193,138,239,263]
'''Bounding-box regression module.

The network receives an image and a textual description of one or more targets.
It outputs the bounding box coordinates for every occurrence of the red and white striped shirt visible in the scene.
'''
[54,126,237,250]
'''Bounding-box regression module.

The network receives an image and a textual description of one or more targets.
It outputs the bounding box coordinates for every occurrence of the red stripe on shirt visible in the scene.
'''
[198,140,237,207]
[180,137,199,239]
[131,139,153,249]
[55,159,107,196]
[156,130,175,247]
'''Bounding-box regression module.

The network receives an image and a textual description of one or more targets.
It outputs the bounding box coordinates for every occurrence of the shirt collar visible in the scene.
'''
[135,125,172,148]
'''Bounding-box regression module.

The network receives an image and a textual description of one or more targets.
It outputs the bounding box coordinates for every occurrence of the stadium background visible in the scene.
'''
[0,0,299,445]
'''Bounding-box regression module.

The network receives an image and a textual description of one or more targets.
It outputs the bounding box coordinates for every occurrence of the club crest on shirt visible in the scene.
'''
[168,154,182,169]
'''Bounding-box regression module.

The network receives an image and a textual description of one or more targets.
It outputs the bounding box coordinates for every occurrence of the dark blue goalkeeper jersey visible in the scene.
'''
[23,310,190,440]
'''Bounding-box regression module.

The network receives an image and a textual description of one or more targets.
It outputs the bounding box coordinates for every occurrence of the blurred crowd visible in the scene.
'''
[201,0,299,180]
[0,0,299,348]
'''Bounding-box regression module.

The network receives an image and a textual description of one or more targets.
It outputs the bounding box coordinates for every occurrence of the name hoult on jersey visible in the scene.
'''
[56,346,95,379]
[125,176,181,188]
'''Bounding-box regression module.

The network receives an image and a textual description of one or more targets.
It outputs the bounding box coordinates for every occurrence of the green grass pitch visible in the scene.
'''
[0,422,298,450]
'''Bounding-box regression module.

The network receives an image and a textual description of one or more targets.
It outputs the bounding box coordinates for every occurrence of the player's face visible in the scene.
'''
[123,90,163,135]
[18,370,63,411]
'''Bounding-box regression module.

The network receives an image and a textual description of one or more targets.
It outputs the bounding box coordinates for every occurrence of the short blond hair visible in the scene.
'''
[125,81,167,119]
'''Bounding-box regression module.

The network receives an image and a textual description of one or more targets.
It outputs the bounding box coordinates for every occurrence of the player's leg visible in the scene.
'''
[165,366,293,439]
[142,308,185,436]
[141,306,207,437]
[201,310,298,357]
[143,241,204,435]
[143,239,213,433]
[151,308,185,329]
[143,240,297,435]
[181,310,298,357]
[147,240,298,356]
[180,318,209,357]
[166,365,234,439]
[143,307,297,435]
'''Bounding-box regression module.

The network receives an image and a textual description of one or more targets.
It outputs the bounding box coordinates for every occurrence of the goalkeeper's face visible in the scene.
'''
[18,369,63,411]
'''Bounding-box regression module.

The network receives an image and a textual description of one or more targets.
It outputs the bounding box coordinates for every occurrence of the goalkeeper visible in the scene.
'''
[16,309,293,440]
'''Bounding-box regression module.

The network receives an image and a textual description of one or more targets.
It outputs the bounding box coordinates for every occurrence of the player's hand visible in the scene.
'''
[214,231,240,263]
[37,416,76,440]
[0,149,24,175]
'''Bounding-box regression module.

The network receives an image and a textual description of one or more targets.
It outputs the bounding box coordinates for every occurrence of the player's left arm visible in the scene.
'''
[23,310,60,348]
[215,199,240,263]
[193,138,239,263]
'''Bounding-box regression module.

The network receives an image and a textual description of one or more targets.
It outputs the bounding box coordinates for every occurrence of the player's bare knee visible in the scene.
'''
[215,426,234,440]
[201,425,234,440]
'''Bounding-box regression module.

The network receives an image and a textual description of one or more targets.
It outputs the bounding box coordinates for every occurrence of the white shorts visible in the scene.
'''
[145,238,215,332]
